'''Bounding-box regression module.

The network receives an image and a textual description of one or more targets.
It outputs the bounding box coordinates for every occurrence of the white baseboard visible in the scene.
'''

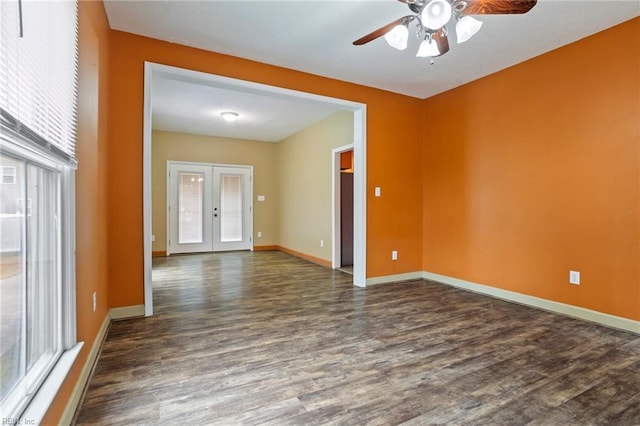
[366,271,424,286]
[59,304,145,424]
[422,271,640,335]
[59,312,110,425]
[110,304,145,320]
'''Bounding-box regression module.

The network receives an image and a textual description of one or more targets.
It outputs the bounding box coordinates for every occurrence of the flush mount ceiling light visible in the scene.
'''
[353,0,537,61]
[220,111,239,122]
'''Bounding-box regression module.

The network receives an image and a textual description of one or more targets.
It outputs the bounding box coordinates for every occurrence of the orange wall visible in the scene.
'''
[107,31,424,307]
[43,0,112,423]
[341,150,354,170]
[41,10,639,424]
[422,18,639,320]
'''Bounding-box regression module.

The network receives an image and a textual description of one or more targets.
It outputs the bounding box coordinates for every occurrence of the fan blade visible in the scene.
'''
[353,16,414,46]
[463,0,537,15]
[433,28,449,57]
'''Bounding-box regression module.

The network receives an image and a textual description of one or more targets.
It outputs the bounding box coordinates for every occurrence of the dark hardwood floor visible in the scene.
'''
[75,251,640,425]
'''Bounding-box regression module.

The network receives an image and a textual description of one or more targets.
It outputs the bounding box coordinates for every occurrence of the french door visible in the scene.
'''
[167,162,252,254]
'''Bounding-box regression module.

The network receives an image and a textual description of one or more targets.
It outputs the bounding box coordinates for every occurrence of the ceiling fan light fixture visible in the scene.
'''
[384,23,409,50]
[220,111,239,122]
[353,0,538,61]
[416,37,440,58]
[456,15,483,43]
[421,0,452,30]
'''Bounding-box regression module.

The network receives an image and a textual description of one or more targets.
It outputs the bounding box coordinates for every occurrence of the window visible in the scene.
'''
[1,166,16,184]
[0,151,62,419]
[0,0,80,422]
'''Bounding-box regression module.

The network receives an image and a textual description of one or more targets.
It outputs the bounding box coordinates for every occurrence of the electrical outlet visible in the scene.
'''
[375,187,381,197]
[569,270,580,285]
[320,240,324,248]
[92,292,97,312]
[392,250,398,260]
[257,231,262,238]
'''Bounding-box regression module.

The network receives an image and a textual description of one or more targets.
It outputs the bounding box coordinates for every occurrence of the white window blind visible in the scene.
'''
[178,172,205,244]
[220,174,243,242]
[0,0,79,165]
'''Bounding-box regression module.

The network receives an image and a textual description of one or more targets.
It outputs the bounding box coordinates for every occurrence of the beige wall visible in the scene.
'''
[277,111,354,261]
[152,130,279,251]
[152,110,353,260]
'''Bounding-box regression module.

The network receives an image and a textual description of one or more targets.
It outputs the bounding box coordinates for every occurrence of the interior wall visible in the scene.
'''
[151,130,279,252]
[422,18,639,321]
[108,29,424,307]
[341,150,354,171]
[277,111,353,262]
[43,0,111,423]
[41,9,639,424]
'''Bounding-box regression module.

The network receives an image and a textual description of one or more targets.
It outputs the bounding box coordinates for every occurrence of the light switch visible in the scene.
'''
[375,187,381,197]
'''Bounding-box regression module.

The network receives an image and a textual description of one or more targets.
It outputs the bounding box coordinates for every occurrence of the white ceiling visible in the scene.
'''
[151,75,344,142]
[104,0,639,141]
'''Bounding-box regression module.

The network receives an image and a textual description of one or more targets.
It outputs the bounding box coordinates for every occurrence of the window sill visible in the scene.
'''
[18,342,84,425]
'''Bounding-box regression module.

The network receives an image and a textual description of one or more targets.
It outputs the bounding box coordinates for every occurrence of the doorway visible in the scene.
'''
[167,161,253,255]
[144,62,368,316]
[332,144,354,272]
[340,151,354,272]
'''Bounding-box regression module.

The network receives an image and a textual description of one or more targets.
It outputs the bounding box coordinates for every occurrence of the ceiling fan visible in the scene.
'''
[353,0,538,61]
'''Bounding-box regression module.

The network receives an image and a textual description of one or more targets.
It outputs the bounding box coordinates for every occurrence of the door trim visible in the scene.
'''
[143,62,367,316]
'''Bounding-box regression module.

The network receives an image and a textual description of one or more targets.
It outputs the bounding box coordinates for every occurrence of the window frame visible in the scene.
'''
[0,129,80,424]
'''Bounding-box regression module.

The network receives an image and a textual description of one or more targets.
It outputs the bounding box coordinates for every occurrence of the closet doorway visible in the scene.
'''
[332,145,354,272]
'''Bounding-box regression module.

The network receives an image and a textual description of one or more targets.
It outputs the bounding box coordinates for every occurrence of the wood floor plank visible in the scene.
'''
[75,251,640,425]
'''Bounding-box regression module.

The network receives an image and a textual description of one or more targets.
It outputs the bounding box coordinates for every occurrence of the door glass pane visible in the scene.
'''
[0,155,25,402]
[178,172,204,244]
[220,174,243,242]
